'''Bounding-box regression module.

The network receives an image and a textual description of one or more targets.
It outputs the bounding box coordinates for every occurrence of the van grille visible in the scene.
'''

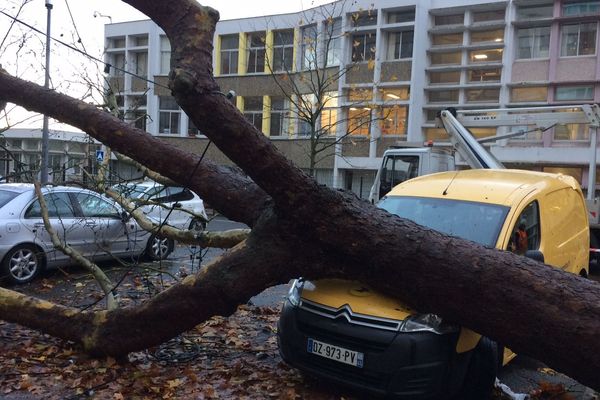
[299,299,403,331]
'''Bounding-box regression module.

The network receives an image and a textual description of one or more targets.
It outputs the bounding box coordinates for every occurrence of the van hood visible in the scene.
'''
[300,279,414,321]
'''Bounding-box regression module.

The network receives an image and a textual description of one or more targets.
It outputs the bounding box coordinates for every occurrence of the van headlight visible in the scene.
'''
[400,313,458,334]
[287,279,304,307]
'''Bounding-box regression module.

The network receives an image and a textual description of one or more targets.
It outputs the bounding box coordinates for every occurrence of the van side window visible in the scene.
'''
[510,201,540,254]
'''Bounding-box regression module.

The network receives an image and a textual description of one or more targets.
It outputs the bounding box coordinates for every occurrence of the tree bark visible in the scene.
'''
[0,0,599,391]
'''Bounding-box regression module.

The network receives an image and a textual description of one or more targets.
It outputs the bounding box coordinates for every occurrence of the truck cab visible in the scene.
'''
[369,147,454,203]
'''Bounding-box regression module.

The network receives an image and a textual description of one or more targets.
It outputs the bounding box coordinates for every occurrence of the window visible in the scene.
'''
[380,106,408,135]
[133,111,147,131]
[555,86,594,101]
[133,35,148,47]
[347,107,371,135]
[247,32,266,73]
[430,71,461,84]
[111,53,125,76]
[272,30,294,72]
[25,192,76,219]
[471,29,504,44]
[509,201,540,253]
[297,94,316,135]
[160,36,171,75]
[347,88,373,102]
[387,30,414,60]
[517,27,550,59]
[466,88,500,103]
[563,1,600,16]
[472,9,505,23]
[159,96,180,134]
[469,49,503,63]
[220,34,239,75]
[430,51,461,65]
[270,97,289,136]
[431,33,463,46]
[379,87,410,101]
[133,52,147,76]
[468,68,501,82]
[109,37,125,49]
[554,124,590,140]
[243,97,263,131]
[75,193,120,218]
[429,90,459,103]
[301,25,318,69]
[325,19,342,66]
[352,33,377,62]
[387,9,415,23]
[511,87,548,102]
[434,14,463,26]
[517,4,553,20]
[351,10,378,27]
[377,155,420,197]
[561,23,597,56]
[321,92,338,135]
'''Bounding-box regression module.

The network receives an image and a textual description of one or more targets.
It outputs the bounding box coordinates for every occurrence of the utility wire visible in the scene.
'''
[63,0,87,54]
[0,9,170,89]
[0,0,31,50]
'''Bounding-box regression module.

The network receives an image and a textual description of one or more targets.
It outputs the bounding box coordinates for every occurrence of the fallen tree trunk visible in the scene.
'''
[0,0,599,391]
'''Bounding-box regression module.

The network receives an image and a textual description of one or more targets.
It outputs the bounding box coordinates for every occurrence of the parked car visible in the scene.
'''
[113,180,208,260]
[0,183,152,285]
[278,169,589,399]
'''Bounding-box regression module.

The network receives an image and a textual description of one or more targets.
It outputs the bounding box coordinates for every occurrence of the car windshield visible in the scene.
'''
[0,190,20,209]
[378,196,509,247]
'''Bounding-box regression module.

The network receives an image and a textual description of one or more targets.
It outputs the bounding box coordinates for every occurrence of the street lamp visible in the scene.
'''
[41,0,53,184]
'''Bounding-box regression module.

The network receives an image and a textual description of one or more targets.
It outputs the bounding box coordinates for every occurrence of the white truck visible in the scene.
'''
[368,104,600,265]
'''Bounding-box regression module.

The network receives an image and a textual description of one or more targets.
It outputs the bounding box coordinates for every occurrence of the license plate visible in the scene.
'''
[307,338,364,368]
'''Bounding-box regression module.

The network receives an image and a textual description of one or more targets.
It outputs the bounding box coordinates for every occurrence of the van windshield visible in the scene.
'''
[378,196,509,247]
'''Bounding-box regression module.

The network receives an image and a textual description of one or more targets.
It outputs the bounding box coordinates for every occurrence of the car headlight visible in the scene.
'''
[400,313,459,334]
[287,278,305,307]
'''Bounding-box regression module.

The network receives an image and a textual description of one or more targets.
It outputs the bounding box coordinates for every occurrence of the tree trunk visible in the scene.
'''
[0,0,599,391]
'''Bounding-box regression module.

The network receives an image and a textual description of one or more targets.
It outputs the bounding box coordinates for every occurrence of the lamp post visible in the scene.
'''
[40,0,53,184]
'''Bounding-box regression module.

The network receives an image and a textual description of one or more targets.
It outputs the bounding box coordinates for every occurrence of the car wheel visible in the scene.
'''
[189,218,207,232]
[455,337,498,400]
[146,235,174,261]
[2,244,44,284]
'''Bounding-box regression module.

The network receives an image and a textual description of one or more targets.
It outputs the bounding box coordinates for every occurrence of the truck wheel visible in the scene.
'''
[455,337,498,400]
[2,244,44,284]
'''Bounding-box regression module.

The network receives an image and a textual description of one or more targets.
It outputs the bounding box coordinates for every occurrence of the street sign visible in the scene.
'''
[96,150,104,162]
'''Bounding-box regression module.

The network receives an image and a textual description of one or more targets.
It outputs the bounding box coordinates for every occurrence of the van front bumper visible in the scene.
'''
[277,300,470,399]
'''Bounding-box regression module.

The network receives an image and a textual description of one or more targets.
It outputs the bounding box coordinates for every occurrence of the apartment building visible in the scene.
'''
[105,0,600,198]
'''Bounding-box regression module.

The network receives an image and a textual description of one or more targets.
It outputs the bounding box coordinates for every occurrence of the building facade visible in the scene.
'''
[105,0,600,198]
[0,129,102,183]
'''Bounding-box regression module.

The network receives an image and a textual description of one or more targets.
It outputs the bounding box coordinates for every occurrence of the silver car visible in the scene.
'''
[0,184,151,284]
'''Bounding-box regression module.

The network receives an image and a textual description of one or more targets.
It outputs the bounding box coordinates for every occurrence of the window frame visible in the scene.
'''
[560,22,597,57]
[246,32,266,74]
[220,34,240,75]
[387,30,414,60]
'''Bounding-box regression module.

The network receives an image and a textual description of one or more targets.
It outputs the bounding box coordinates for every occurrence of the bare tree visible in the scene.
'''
[0,0,599,392]
[263,3,394,178]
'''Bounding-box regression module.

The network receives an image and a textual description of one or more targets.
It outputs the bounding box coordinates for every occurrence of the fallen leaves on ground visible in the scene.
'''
[0,304,351,400]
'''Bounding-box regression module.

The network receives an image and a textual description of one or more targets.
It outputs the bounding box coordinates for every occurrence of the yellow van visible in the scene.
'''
[278,169,589,400]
